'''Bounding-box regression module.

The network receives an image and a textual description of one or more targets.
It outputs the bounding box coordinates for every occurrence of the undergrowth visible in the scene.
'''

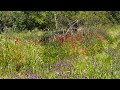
[0,26,120,79]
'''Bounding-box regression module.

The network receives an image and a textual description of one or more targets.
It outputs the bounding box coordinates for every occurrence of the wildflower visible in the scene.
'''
[31,74,38,79]
[73,42,77,49]
[80,39,84,43]
[15,38,21,43]
[67,36,73,39]
[65,34,72,39]
[25,70,29,79]
[67,38,72,43]
[55,35,64,43]
[65,34,71,38]
[82,49,88,54]
[56,35,65,43]
[66,35,73,44]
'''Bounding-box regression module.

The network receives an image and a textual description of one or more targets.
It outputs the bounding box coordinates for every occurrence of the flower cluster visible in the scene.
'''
[53,33,84,50]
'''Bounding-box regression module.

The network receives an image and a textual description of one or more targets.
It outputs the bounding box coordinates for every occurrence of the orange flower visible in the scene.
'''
[82,49,88,54]
[65,34,72,39]
[55,35,65,43]
[15,38,21,43]
[73,42,77,49]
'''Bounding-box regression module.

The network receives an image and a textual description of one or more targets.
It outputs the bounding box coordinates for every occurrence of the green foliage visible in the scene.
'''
[0,11,120,33]
[0,11,26,32]
[0,11,120,79]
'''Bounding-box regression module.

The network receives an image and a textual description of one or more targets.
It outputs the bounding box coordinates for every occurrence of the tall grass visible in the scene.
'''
[0,26,120,79]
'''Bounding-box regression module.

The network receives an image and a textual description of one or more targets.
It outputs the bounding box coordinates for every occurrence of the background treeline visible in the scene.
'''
[0,11,120,33]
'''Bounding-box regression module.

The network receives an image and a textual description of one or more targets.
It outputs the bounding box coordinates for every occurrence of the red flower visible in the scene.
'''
[68,36,73,39]
[82,49,88,54]
[56,35,64,43]
[15,38,21,43]
[73,42,78,49]
[67,38,72,43]
[65,34,72,39]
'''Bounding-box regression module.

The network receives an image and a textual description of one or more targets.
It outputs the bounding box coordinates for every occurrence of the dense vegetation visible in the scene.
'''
[0,11,120,79]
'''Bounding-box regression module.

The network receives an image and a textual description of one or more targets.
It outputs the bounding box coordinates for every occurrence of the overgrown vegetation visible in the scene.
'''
[0,11,120,79]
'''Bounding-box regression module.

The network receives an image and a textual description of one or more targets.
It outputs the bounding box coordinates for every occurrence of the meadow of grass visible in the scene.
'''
[0,26,120,79]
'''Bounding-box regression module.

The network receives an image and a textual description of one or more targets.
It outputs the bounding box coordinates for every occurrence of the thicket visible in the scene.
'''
[0,11,120,33]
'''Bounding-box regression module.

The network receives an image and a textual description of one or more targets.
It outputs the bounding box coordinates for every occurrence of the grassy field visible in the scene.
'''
[0,26,120,79]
